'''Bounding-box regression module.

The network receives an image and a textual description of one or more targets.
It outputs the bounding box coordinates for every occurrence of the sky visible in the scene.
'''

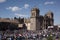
[0,0,60,25]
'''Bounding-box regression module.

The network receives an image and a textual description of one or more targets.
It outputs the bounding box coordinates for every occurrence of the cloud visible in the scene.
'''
[6,6,22,12]
[44,1,54,5]
[6,4,30,12]
[0,0,6,3]
[24,4,29,9]
[15,13,28,17]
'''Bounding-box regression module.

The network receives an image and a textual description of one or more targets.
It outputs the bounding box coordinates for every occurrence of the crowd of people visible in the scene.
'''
[0,29,60,40]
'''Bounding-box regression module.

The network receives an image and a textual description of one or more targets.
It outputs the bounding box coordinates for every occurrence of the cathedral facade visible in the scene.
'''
[0,7,54,31]
[24,7,54,30]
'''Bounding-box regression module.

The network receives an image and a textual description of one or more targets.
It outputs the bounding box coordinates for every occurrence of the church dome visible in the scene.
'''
[47,10,53,15]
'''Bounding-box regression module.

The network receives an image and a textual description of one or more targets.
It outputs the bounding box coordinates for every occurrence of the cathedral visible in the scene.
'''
[24,7,54,30]
[0,7,54,31]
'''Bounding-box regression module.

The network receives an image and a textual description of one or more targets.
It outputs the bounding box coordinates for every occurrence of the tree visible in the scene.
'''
[14,17,17,19]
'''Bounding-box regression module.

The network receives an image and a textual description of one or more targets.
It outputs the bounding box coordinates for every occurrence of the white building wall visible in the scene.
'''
[18,24,23,28]
[30,18,36,30]
[25,23,31,30]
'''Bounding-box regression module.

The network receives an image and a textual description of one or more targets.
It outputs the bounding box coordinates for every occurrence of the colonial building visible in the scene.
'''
[24,8,54,30]
[0,7,54,31]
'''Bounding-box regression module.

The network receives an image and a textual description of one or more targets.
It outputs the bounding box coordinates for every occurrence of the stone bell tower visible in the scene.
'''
[44,11,54,29]
[30,8,40,30]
